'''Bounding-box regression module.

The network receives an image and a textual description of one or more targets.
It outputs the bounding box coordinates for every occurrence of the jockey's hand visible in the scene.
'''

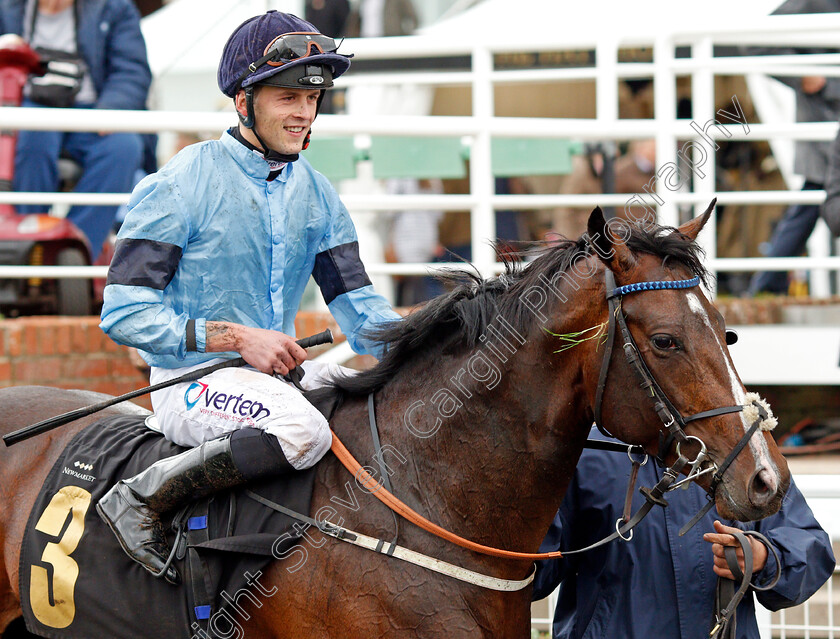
[237,325,307,376]
[205,322,307,376]
[703,520,768,580]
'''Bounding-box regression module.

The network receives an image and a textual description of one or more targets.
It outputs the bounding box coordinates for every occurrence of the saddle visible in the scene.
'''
[19,414,317,639]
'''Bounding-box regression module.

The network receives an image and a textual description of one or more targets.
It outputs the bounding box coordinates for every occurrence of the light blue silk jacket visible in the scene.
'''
[101,130,399,368]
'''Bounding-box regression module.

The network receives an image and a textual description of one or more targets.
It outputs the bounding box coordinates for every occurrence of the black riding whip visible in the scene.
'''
[3,328,334,447]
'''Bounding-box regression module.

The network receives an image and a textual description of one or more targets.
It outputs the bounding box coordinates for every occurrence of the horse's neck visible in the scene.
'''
[334,342,593,568]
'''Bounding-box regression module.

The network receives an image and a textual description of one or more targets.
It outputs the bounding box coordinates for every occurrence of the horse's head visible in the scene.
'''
[581,202,789,522]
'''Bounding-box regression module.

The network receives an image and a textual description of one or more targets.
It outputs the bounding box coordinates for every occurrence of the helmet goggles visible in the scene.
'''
[247,32,339,75]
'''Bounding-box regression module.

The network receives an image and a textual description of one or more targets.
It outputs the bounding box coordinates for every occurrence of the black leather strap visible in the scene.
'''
[710,530,781,639]
[745,531,781,592]
[711,530,756,639]
[583,438,645,455]
[184,502,213,633]
[593,270,618,437]
[679,415,763,537]
[367,393,400,545]
[562,455,689,556]
[684,406,746,424]
[369,393,394,495]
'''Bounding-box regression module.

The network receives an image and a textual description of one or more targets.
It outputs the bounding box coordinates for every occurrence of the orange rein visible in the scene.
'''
[330,432,564,560]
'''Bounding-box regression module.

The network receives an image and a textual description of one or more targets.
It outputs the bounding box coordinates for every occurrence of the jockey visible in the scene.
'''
[97,10,400,584]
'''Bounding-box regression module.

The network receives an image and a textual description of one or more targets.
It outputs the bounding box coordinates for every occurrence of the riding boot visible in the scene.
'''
[96,435,247,585]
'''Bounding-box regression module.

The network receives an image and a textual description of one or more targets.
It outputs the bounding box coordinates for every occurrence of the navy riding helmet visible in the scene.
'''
[217,10,351,98]
[217,11,352,161]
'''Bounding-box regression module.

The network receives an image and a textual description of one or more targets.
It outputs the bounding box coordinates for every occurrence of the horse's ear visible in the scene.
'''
[678,198,716,241]
[586,206,636,274]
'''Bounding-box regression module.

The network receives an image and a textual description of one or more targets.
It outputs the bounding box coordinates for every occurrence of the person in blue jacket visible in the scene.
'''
[533,427,835,639]
[0,0,152,260]
[96,10,401,585]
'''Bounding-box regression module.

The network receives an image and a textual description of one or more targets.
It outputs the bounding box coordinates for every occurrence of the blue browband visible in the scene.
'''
[608,276,700,299]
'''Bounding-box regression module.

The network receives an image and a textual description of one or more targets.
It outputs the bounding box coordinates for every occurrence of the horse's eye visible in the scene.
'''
[651,334,679,351]
[725,329,738,346]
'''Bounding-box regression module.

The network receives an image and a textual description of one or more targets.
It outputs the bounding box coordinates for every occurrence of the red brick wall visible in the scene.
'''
[0,312,342,410]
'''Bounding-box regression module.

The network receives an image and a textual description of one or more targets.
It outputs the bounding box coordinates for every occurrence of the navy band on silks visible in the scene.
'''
[608,276,700,299]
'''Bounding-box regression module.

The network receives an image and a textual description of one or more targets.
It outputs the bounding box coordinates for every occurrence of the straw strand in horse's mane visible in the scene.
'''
[325,221,709,399]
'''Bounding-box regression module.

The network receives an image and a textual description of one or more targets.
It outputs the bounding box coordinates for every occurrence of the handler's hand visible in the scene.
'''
[703,520,768,580]
[234,325,307,376]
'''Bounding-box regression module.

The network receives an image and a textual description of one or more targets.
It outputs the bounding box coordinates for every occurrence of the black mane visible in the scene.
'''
[324,221,709,399]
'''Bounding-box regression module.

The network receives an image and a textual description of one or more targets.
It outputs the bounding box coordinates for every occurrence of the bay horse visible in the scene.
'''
[0,205,789,638]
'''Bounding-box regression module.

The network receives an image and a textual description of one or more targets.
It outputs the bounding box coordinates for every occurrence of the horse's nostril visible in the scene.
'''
[750,467,778,505]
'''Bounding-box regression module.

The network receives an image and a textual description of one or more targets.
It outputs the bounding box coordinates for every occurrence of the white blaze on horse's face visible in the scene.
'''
[684,291,779,492]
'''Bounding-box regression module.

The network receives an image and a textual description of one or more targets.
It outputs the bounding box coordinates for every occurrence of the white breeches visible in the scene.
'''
[149,360,350,470]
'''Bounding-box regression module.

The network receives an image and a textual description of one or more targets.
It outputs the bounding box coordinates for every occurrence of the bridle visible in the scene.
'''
[250,262,778,593]
[594,269,748,485]
[588,266,782,638]
[591,266,775,538]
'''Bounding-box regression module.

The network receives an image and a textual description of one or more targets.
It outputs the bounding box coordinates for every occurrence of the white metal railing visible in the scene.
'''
[2,13,840,379]
[1,15,840,277]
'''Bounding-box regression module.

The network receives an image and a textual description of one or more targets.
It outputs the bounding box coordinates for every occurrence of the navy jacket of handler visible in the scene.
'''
[532,427,835,639]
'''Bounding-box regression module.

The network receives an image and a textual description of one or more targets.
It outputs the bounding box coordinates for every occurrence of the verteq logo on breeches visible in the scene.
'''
[183,381,271,422]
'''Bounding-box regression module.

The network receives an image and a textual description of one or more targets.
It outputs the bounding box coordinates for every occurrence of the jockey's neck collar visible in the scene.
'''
[229,126,286,181]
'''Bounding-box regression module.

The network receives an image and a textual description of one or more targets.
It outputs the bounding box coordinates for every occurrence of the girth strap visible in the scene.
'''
[185,504,213,628]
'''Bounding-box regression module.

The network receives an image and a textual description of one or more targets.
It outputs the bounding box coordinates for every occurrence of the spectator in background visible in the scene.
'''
[346,0,418,37]
[0,0,151,262]
[819,115,840,236]
[551,139,656,239]
[385,178,444,306]
[533,426,836,639]
[305,0,350,38]
[747,0,840,295]
[305,0,350,114]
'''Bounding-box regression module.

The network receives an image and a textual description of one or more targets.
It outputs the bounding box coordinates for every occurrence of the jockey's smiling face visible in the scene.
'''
[236,86,320,157]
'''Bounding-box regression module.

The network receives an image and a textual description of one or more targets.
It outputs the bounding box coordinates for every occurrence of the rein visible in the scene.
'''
[710,529,781,639]
[313,265,778,590]
[329,433,565,561]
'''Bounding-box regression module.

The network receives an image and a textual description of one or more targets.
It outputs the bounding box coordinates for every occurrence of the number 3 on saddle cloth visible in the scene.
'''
[19,415,318,639]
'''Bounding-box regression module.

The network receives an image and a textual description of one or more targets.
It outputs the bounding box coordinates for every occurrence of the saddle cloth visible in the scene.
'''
[19,415,315,639]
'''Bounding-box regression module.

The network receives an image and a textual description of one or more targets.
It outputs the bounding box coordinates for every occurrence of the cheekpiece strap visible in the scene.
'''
[609,276,700,299]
